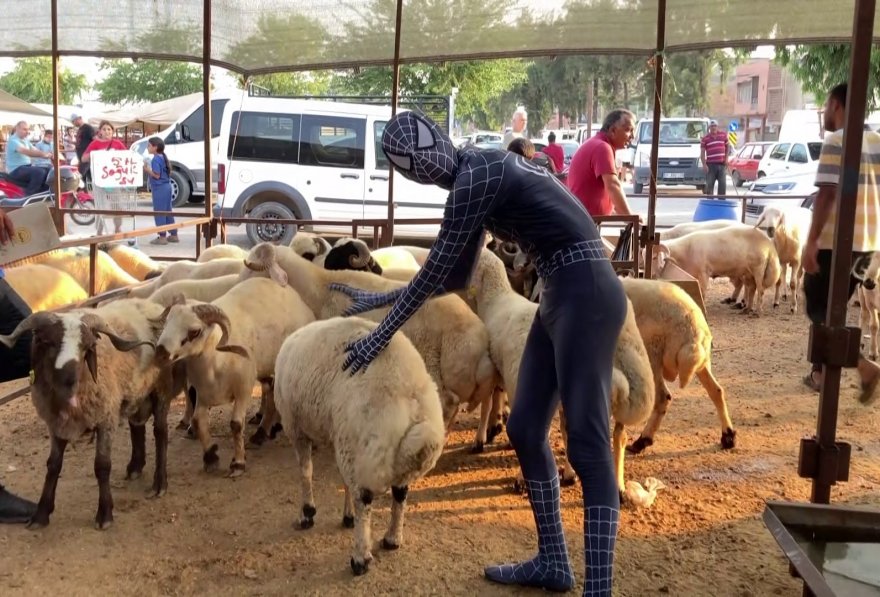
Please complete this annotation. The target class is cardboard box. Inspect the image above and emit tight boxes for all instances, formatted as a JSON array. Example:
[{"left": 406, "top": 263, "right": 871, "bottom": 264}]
[
  {"left": 658, "top": 261, "right": 707, "bottom": 316},
  {"left": 0, "top": 203, "right": 62, "bottom": 265}
]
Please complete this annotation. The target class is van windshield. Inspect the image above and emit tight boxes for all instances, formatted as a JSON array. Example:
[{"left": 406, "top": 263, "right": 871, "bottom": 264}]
[{"left": 638, "top": 121, "right": 707, "bottom": 144}]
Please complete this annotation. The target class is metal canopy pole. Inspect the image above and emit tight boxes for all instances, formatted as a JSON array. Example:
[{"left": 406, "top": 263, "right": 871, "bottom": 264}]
[
  {"left": 802, "top": 0, "right": 876, "bottom": 507},
  {"left": 644, "top": 0, "right": 666, "bottom": 279},
  {"left": 49, "top": 0, "right": 64, "bottom": 236},
  {"left": 383, "top": 0, "right": 404, "bottom": 248},
  {"left": 202, "top": 0, "right": 214, "bottom": 248}
]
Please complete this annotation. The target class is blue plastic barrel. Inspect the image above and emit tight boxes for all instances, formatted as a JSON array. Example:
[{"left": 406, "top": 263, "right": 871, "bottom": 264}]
[{"left": 692, "top": 199, "right": 740, "bottom": 222}]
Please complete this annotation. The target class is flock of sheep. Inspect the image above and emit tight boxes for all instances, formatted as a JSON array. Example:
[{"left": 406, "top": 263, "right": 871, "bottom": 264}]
[{"left": 1, "top": 206, "right": 863, "bottom": 576}]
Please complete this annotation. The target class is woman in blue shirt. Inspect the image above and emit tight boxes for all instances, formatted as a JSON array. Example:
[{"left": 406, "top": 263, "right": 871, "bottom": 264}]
[{"left": 145, "top": 137, "right": 177, "bottom": 245}]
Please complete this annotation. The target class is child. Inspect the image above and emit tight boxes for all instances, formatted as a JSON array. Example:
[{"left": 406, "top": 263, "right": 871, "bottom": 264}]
[
  {"left": 82, "top": 121, "right": 127, "bottom": 234},
  {"left": 144, "top": 137, "right": 177, "bottom": 245}
]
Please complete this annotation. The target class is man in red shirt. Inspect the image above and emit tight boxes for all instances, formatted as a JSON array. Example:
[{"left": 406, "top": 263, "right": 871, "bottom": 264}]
[
  {"left": 542, "top": 132, "right": 565, "bottom": 173},
  {"left": 567, "top": 110, "right": 636, "bottom": 216},
  {"left": 700, "top": 119, "right": 730, "bottom": 198}
]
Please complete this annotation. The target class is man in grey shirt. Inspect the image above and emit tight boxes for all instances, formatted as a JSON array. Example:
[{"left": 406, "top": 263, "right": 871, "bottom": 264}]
[{"left": 502, "top": 107, "right": 528, "bottom": 149}]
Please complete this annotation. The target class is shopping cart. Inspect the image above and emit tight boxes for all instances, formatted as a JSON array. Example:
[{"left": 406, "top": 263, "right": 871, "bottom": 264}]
[
  {"left": 93, "top": 185, "right": 138, "bottom": 244},
  {"left": 89, "top": 150, "right": 143, "bottom": 245}
]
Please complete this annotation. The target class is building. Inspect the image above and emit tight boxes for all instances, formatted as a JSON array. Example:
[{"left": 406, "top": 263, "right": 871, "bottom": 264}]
[{"left": 732, "top": 59, "right": 814, "bottom": 143}]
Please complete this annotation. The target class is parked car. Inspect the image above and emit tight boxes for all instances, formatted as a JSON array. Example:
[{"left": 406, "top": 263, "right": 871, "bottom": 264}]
[
  {"left": 743, "top": 169, "right": 817, "bottom": 225},
  {"left": 728, "top": 141, "right": 774, "bottom": 187},
  {"left": 459, "top": 131, "right": 504, "bottom": 146},
  {"left": 756, "top": 140, "right": 822, "bottom": 179}
]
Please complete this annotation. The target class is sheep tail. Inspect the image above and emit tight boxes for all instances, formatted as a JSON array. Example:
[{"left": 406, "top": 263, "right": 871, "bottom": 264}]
[{"left": 393, "top": 417, "right": 445, "bottom": 480}]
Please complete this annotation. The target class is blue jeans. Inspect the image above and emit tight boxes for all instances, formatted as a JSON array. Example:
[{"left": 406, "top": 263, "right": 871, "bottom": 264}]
[
  {"left": 10, "top": 165, "right": 49, "bottom": 196},
  {"left": 151, "top": 182, "right": 176, "bottom": 237}
]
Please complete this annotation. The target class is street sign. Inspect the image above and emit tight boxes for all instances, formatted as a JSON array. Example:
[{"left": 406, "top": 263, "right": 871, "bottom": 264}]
[
  {"left": 729, "top": 132, "right": 738, "bottom": 147},
  {"left": 728, "top": 121, "right": 738, "bottom": 132}
]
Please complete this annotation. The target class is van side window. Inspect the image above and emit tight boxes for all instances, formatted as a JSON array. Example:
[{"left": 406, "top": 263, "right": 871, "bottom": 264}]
[
  {"left": 228, "top": 111, "right": 302, "bottom": 163},
  {"left": 300, "top": 115, "right": 365, "bottom": 169},
  {"left": 176, "top": 99, "right": 229, "bottom": 144},
  {"left": 769, "top": 144, "right": 790, "bottom": 160},
  {"left": 789, "top": 144, "right": 808, "bottom": 163},
  {"left": 375, "top": 121, "right": 389, "bottom": 170}
]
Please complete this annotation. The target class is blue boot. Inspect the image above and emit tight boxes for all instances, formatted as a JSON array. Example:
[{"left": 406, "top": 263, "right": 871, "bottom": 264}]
[
  {"left": 582, "top": 505, "right": 619, "bottom": 597},
  {"left": 484, "top": 476, "right": 575, "bottom": 592}
]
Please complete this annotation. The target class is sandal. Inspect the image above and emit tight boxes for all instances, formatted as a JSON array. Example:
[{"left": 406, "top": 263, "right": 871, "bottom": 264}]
[{"left": 802, "top": 371, "right": 821, "bottom": 392}]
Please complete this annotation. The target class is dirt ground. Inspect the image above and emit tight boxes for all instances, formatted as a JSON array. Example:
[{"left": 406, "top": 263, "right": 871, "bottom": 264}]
[{"left": 0, "top": 280, "right": 878, "bottom": 597}]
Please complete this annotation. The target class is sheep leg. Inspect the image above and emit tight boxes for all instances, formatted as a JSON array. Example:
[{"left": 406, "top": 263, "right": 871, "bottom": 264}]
[
  {"left": 382, "top": 485, "right": 408, "bottom": 550},
  {"left": 557, "top": 408, "right": 577, "bottom": 486},
  {"left": 27, "top": 434, "right": 68, "bottom": 530},
  {"left": 178, "top": 385, "right": 196, "bottom": 431},
  {"left": 125, "top": 422, "right": 147, "bottom": 480},
  {"left": 342, "top": 485, "right": 355, "bottom": 528},
  {"left": 148, "top": 394, "right": 171, "bottom": 498},
  {"left": 612, "top": 421, "right": 627, "bottom": 491},
  {"left": 250, "top": 380, "right": 278, "bottom": 447},
  {"left": 471, "top": 393, "right": 493, "bottom": 454},
  {"left": 774, "top": 262, "right": 788, "bottom": 308},
  {"left": 351, "top": 488, "right": 375, "bottom": 576},
  {"left": 94, "top": 425, "right": 114, "bottom": 530},
  {"left": 628, "top": 373, "right": 671, "bottom": 454},
  {"left": 696, "top": 367, "right": 736, "bottom": 449},
  {"left": 485, "top": 387, "right": 505, "bottom": 444},
  {"left": 227, "top": 394, "right": 249, "bottom": 478},
  {"left": 869, "top": 306, "right": 880, "bottom": 361},
  {"left": 722, "top": 278, "right": 743, "bottom": 305},
  {"left": 193, "top": 403, "right": 219, "bottom": 474},
  {"left": 294, "top": 435, "right": 316, "bottom": 529}
]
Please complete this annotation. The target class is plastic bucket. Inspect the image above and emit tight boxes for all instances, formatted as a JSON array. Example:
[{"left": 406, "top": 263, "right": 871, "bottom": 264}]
[{"left": 692, "top": 199, "right": 740, "bottom": 222}]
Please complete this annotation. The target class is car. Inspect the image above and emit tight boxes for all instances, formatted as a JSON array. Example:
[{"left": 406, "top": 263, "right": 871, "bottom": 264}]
[
  {"left": 460, "top": 131, "right": 504, "bottom": 146},
  {"left": 743, "top": 169, "right": 817, "bottom": 225},
  {"left": 756, "top": 140, "right": 823, "bottom": 179},
  {"left": 474, "top": 141, "right": 503, "bottom": 151},
  {"left": 728, "top": 142, "right": 774, "bottom": 187}
]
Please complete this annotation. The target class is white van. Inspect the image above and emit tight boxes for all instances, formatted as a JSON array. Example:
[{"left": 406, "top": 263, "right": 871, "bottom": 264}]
[
  {"left": 631, "top": 117, "right": 709, "bottom": 194},
  {"left": 130, "top": 88, "right": 239, "bottom": 207},
  {"left": 214, "top": 96, "right": 450, "bottom": 246}
]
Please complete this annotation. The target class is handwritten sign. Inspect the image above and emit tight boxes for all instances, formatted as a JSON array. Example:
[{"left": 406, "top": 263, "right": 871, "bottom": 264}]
[
  {"left": 91, "top": 150, "right": 143, "bottom": 188},
  {"left": 0, "top": 202, "right": 62, "bottom": 265}
]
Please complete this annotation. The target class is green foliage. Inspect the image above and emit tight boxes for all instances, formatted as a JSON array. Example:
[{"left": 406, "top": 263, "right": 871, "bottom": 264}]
[
  {"left": 0, "top": 57, "right": 88, "bottom": 104},
  {"left": 226, "top": 13, "right": 327, "bottom": 71},
  {"left": 95, "top": 60, "right": 203, "bottom": 105},
  {"left": 247, "top": 72, "right": 333, "bottom": 97},
  {"left": 776, "top": 45, "right": 880, "bottom": 110}
]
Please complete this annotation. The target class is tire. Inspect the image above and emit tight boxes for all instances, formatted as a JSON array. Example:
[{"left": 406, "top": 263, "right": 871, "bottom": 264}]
[
  {"left": 633, "top": 182, "right": 644, "bottom": 194},
  {"left": 731, "top": 171, "right": 742, "bottom": 187},
  {"left": 70, "top": 196, "right": 96, "bottom": 226},
  {"left": 170, "top": 170, "right": 191, "bottom": 207},
  {"left": 757, "top": 171, "right": 766, "bottom": 180},
  {"left": 246, "top": 202, "right": 297, "bottom": 246}
]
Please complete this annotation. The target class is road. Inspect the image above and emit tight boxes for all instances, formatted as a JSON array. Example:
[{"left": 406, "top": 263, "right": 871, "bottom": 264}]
[{"left": 63, "top": 181, "right": 737, "bottom": 260}]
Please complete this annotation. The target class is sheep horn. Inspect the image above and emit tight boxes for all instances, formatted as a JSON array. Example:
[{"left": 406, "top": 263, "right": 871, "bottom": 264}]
[
  {"left": 149, "top": 294, "right": 186, "bottom": 324},
  {"left": 0, "top": 312, "right": 59, "bottom": 348},
  {"left": 80, "top": 313, "right": 155, "bottom": 353},
  {"left": 347, "top": 240, "right": 373, "bottom": 270},
  {"left": 315, "top": 238, "right": 329, "bottom": 256},
  {"left": 243, "top": 259, "right": 267, "bottom": 272},
  {"left": 190, "top": 304, "right": 232, "bottom": 349}
]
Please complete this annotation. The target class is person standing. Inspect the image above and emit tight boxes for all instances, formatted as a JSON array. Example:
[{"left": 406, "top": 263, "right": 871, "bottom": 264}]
[
  {"left": 502, "top": 107, "right": 528, "bottom": 148},
  {"left": 145, "top": 137, "right": 178, "bottom": 245},
  {"left": 331, "top": 111, "right": 626, "bottom": 596},
  {"left": 543, "top": 131, "right": 565, "bottom": 173},
  {"left": 71, "top": 113, "right": 95, "bottom": 178},
  {"left": 700, "top": 119, "right": 729, "bottom": 199},
  {"left": 801, "top": 82, "right": 880, "bottom": 401},
  {"left": 567, "top": 110, "right": 636, "bottom": 217},
  {"left": 4, "top": 121, "right": 52, "bottom": 196},
  {"left": 82, "top": 121, "right": 127, "bottom": 235}
]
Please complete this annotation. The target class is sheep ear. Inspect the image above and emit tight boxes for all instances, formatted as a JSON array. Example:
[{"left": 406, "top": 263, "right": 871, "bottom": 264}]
[
  {"left": 217, "top": 344, "right": 250, "bottom": 359},
  {"left": 86, "top": 347, "right": 98, "bottom": 382},
  {"left": 268, "top": 262, "right": 288, "bottom": 286}
]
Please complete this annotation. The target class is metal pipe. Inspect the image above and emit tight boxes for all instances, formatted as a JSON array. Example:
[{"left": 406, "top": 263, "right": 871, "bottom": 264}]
[
  {"left": 50, "top": 0, "right": 63, "bottom": 236},
  {"left": 645, "top": 0, "right": 667, "bottom": 279},
  {"left": 811, "top": 0, "right": 876, "bottom": 506},
  {"left": 202, "top": 0, "right": 214, "bottom": 248},
  {"left": 385, "top": 0, "right": 404, "bottom": 248}
]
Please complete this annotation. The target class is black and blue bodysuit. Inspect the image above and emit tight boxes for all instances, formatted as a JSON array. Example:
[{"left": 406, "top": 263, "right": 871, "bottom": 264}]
[{"left": 332, "top": 112, "right": 626, "bottom": 596}]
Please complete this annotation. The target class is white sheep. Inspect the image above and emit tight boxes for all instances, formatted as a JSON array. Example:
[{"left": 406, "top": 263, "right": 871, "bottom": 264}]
[
  {"left": 149, "top": 275, "right": 240, "bottom": 308},
  {"left": 620, "top": 277, "right": 736, "bottom": 454},
  {"left": 466, "top": 249, "right": 654, "bottom": 489},
  {"left": 290, "top": 231, "right": 332, "bottom": 265},
  {"left": 754, "top": 206, "right": 812, "bottom": 313},
  {"left": 240, "top": 243, "right": 499, "bottom": 450},
  {"left": 154, "top": 277, "right": 316, "bottom": 474},
  {"left": 0, "top": 298, "right": 185, "bottom": 529},
  {"left": 127, "top": 258, "right": 245, "bottom": 299},
  {"left": 4, "top": 264, "right": 88, "bottom": 312},
  {"left": 7, "top": 247, "right": 139, "bottom": 294},
  {"left": 859, "top": 253, "right": 880, "bottom": 362},
  {"left": 196, "top": 244, "right": 249, "bottom": 263},
  {"left": 273, "top": 316, "right": 445, "bottom": 576},
  {"left": 653, "top": 226, "right": 782, "bottom": 315},
  {"left": 100, "top": 243, "right": 166, "bottom": 280},
  {"left": 658, "top": 219, "right": 749, "bottom": 242}
]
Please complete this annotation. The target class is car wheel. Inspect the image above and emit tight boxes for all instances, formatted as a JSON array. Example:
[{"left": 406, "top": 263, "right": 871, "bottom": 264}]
[
  {"left": 170, "top": 171, "right": 191, "bottom": 207},
  {"left": 633, "top": 182, "right": 644, "bottom": 194},
  {"left": 757, "top": 171, "right": 766, "bottom": 179},
  {"left": 246, "top": 202, "right": 297, "bottom": 246},
  {"left": 731, "top": 171, "right": 742, "bottom": 187}
]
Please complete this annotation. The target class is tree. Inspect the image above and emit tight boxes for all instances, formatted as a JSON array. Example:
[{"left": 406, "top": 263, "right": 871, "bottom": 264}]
[
  {"left": 0, "top": 57, "right": 88, "bottom": 104},
  {"left": 247, "top": 72, "right": 333, "bottom": 97},
  {"left": 95, "top": 60, "right": 203, "bottom": 105},
  {"left": 776, "top": 45, "right": 880, "bottom": 109}
]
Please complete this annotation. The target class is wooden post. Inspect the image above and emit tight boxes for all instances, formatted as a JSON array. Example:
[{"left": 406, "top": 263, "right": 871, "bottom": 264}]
[
  {"left": 644, "top": 0, "right": 667, "bottom": 279},
  {"left": 383, "top": 0, "right": 404, "bottom": 248},
  {"left": 50, "top": 0, "right": 64, "bottom": 237},
  {"left": 202, "top": 0, "right": 213, "bottom": 248}
]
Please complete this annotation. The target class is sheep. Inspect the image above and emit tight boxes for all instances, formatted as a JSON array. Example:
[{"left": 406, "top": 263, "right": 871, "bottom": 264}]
[
  {"left": 99, "top": 242, "right": 166, "bottom": 280},
  {"left": 754, "top": 206, "right": 812, "bottom": 313},
  {"left": 290, "top": 231, "right": 332, "bottom": 265},
  {"left": 239, "top": 243, "right": 499, "bottom": 450},
  {"left": 465, "top": 249, "right": 654, "bottom": 489},
  {"left": 4, "top": 264, "right": 88, "bottom": 312},
  {"left": 273, "top": 316, "right": 445, "bottom": 576},
  {"left": 0, "top": 298, "right": 185, "bottom": 529},
  {"left": 653, "top": 226, "right": 782, "bottom": 315},
  {"left": 149, "top": 275, "right": 240, "bottom": 308},
  {"left": 7, "top": 247, "right": 139, "bottom": 294},
  {"left": 127, "top": 258, "right": 245, "bottom": 299},
  {"left": 658, "top": 219, "right": 749, "bottom": 242},
  {"left": 196, "top": 244, "right": 249, "bottom": 263},
  {"left": 859, "top": 253, "right": 880, "bottom": 360},
  {"left": 323, "top": 238, "right": 384, "bottom": 274},
  {"left": 154, "top": 277, "right": 316, "bottom": 474},
  {"left": 620, "top": 277, "right": 736, "bottom": 455},
  {"left": 371, "top": 246, "right": 422, "bottom": 273}
]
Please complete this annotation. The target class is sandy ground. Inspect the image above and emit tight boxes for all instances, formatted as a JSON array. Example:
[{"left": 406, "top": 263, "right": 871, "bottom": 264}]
[{"left": 0, "top": 280, "right": 878, "bottom": 597}]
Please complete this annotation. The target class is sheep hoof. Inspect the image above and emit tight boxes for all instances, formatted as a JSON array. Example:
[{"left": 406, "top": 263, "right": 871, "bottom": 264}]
[
  {"left": 269, "top": 422, "right": 284, "bottom": 439},
  {"left": 203, "top": 444, "right": 220, "bottom": 473},
  {"left": 512, "top": 478, "right": 525, "bottom": 494},
  {"left": 721, "top": 428, "right": 737, "bottom": 450},
  {"left": 248, "top": 427, "right": 267, "bottom": 447},
  {"left": 247, "top": 412, "right": 263, "bottom": 426},
  {"left": 558, "top": 469, "right": 577, "bottom": 486},
  {"left": 185, "top": 425, "right": 196, "bottom": 440},
  {"left": 94, "top": 514, "right": 113, "bottom": 531},
  {"left": 381, "top": 538, "right": 400, "bottom": 551},
  {"left": 773, "top": 302, "right": 780, "bottom": 309},
  {"left": 26, "top": 515, "right": 49, "bottom": 531},
  {"left": 720, "top": 297, "right": 735, "bottom": 305},
  {"left": 626, "top": 436, "right": 653, "bottom": 454},
  {"left": 125, "top": 469, "right": 143, "bottom": 481},
  {"left": 175, "top": 419, "right": 189, "bottom": 430},
  {"left": 486, "top": 423, "right": 504, "bottom": 444},
  {"left": 298, "top": 504, "right": 316, "bottom": 530},
  {"left": 227, "top": 462, "right": 246, "bottom": 478},
  {"left": 470, "top": 442, "right": 484, "bottom": 454},
  {"left": 147, "top": 487, "right": 166, "bottom": 500},
  {"left": 350, "top": 557, "right": 370, "bottom": 576},
  {"left": 342, "top": 515, "right": 354, "bottom": 529},
  {"left": 749, "top": 310, "right": 761, "bottom": 318}
]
